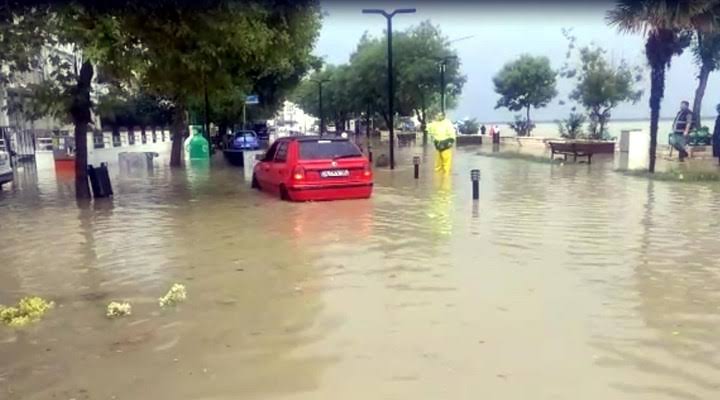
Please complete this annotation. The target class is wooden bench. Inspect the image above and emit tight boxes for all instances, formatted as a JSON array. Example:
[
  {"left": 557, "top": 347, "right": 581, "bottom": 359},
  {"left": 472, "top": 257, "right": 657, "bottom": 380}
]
[{"left": 548, "top": 141, "right": 594, "bottom": 164}]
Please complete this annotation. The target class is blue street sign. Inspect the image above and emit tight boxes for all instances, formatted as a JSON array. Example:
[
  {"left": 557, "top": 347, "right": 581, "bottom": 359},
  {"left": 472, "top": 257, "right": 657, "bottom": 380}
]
[{"left": 245, "top": 95, "right": 259, "bottom": 105}]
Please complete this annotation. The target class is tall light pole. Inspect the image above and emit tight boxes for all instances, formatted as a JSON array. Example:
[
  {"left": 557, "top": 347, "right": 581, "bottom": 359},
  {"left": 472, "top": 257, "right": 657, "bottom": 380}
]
[
  {"left": 435, "top": 55, "right": 457, "bottom": 115},
  {"left": 311, "top": 78, "right": 330, "bottom": 135},
  {"left": 362, "top": 8, "right": 416, "bottom": 170}
]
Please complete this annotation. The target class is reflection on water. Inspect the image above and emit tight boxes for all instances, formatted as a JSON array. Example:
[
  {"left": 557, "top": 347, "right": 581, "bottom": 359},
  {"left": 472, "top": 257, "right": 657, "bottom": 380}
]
[{"left": 1, "top": 143, "right": 720, "bottom": 400}]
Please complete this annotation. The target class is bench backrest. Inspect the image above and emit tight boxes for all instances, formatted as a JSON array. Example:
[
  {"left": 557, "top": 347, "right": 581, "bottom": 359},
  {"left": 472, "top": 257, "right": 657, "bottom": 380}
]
[{"left": 548, "top": 142, "right": 574, "bottom": 151}]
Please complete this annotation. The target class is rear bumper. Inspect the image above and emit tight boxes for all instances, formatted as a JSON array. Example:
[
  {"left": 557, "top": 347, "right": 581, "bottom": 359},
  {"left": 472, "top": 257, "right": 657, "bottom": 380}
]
[{"left": 287, "top": 182, "right": 373, "bottom": 201}]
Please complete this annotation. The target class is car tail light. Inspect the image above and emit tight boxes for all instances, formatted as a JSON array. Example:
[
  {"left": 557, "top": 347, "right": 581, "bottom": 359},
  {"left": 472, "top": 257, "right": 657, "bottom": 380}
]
[
  {"left": 293, "top": 165, "right": 305, "bottom": 180},
  {"left": 363, "top": 163, "right": 372, "bottom": 178}
]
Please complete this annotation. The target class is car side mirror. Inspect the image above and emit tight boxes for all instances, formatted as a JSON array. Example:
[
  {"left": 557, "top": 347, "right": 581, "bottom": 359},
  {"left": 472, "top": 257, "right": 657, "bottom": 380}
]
[{"left": 255, "top": 154, "right": 264, "bottom": 161}]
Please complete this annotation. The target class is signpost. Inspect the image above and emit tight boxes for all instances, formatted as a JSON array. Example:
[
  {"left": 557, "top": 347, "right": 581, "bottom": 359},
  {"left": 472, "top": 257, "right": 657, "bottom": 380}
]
[{"left": 243, "top": 95, "right": 259, "bottom": 129}]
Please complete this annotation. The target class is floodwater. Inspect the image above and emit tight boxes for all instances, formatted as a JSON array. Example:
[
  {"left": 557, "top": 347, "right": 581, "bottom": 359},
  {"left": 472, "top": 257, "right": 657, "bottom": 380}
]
[{"left": 1, "top": 142, "right": 720, "bottom": 400}]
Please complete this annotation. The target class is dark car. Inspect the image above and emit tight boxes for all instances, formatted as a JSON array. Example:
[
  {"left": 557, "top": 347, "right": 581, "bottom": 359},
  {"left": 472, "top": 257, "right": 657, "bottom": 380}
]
[
  {"left": 0, "top": 150, "right": 13, "bottom": 189},
  {"left": 229, "top": 130, "right": 260, "bottom": 150},
  {"left": 252, "top": 122, "right": 269, "bottom": 140}
]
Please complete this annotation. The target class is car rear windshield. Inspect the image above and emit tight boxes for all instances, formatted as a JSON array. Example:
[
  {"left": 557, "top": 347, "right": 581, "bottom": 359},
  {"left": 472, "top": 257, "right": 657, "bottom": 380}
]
[
  {"left": 236, "top": 132, "right": 255, "bottom": 139},
  {"left": 299, "top": 140, "right": 362, "bottom": 160}
]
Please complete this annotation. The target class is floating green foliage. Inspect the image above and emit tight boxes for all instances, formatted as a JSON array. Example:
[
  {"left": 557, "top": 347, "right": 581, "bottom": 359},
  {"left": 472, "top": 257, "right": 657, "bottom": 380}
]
[
  {"left": 159, "top": 284, "right": 187, "bottom": 308},
  {"left": 106, "top": 301, "right": 132, "bottom": 318},
  {"left": 0, "top": 297, "right": 55, "bottom": 327}
]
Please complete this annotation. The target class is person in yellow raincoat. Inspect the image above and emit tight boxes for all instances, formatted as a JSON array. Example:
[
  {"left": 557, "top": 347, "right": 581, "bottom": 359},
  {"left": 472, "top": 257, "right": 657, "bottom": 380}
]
[{"left": 427, "top": 113, "right": 456, "bottom": 173}]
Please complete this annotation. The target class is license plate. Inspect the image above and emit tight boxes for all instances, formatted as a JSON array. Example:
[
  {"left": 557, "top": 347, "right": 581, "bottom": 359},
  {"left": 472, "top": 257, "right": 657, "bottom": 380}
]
[{"left": 321, "top": 169, "right": 349, "bottom": 178}]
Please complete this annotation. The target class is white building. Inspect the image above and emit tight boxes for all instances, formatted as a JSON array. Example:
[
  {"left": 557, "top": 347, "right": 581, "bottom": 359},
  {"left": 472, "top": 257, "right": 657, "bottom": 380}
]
[{"left": 270, "top": 100, "right": 316, "bottom": 135}]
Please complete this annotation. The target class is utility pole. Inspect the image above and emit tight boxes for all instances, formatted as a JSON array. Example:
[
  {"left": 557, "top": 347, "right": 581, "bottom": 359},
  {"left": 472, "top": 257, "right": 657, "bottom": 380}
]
[
  {"left": 311, "top": 78, "right": 330, "bottom": 135},
  {"left": 203, "top": 72, "right": 211, "bottom": 148},
  {"left": 435, "top": 55, "right": 457, "bottom": 115},
  {"left": 362, "top": 8, "right": 416, "bottom": 169}
]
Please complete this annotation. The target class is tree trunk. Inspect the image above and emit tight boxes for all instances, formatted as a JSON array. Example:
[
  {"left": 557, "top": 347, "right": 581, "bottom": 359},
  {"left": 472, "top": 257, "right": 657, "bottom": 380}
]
[
  {"left": 380, "top": 111, "right": 390, "bottom": 130},
  {"left": 141, "top": 125, "right": 146, "bottom": 144},
  {"left": 420, "top": 93, "right": 428, "bottom": 146},
  {"left": 112, "top": 124, "right": 120, "bottom": 147},
  {"left": 70, "top": 61, "right": 93, "bottom": 199},
  {"left": 170, "top": 101, "right": 188, "bottom": 167},
  {"left": 693, "top": 63, "right": 711, "bottom": 127},
  {"left": 416, "top": 108, "right": 427, "bottom": 146},
  {"left": 217, "top": 122, "right": 227, "bottom": 149},
  {"left": 365, "top": 107, "right": 371, "bottom": 142},
  {"left": 525, "top": 105, "right": 531, "bottom": 136},
  {"left": 648, "top": 65, "right": 665, "bottom": 173}
]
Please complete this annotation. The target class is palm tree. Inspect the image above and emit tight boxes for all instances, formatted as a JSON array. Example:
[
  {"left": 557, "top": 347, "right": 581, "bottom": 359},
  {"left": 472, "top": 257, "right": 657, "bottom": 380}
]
[
  {"left": 692, "top": 29, "right": 720, "bottom": 125},
  {"left": 607, "top": 0, "right": 713, "bottom": 172}
]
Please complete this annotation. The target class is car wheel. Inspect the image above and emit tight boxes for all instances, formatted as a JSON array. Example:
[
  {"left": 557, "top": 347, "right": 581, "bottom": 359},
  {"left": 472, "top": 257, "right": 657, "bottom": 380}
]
[
  {"left": 279, "top": 185, "right": 291, "bottom": 201},
  {"left": 251, "top": 174, "right": 260, "bottom": 190}
]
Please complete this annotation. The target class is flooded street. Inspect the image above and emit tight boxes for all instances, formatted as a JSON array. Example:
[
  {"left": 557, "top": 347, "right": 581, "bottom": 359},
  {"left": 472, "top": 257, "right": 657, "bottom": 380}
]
[{"left": 1, "top": 142, "right": 720, "bottom": 400}]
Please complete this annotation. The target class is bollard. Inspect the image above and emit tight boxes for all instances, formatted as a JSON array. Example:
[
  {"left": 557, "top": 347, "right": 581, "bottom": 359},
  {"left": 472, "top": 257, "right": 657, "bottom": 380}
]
[
  {"left": 413, "top": 156, "right": 420, "bottom": 179},
  {"left": 87, "top": 162, "right": 113, "bottom": 198},
  {"left": 471, "top": 169, "right": 480, "bottom": 200}
]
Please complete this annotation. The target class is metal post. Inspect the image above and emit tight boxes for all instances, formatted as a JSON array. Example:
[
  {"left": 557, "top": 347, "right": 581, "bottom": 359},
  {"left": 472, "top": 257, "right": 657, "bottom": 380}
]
[
  {"left": 366, "top": 103, "right": 371, "bottom": 142},
  {"left": 471, "top": 169, "right": 480, "bottom": 200},
  {"left": 440, "top": 62, "right": 446, "bottom": 115},
  {"left": 362, "top": 8, "right": 415, "bottom": 169},
  {"left": 435, "top": 56, "right": 456, "bottom": 116},
  {"left": 242, "top": 102, "right": 246, "bottom": 130},
  {"left": 413, "top": 156, "right": 420, "bottom": 179},
  {"left": 366, "top": 104, "right": 372, "bottom": 161},
  {"left": 387, "top": 16, "right": 395, "bottom": 169},
  {"left": 318, "top": 81, "right": 324, "bottom": 135},
  {"left": 203, "top": 73, "right": 210, "bottom": 143}
]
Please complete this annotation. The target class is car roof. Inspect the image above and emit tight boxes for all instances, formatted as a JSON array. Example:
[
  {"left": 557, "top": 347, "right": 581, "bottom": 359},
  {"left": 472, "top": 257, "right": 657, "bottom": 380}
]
[
  {"left": 234, "top": 130, "right": 256, "bottom": 134},
  {"left": 288, "top": 136, "right": 350, "bottom": 143}
]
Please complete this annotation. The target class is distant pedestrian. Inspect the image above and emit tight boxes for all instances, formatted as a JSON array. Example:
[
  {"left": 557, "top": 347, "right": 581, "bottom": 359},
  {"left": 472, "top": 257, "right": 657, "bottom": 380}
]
[
  {"left": 492, "top": 124, "right": 501, "bottom": 144},
  {"left": 480, "top": 124, "right": 486, "bottom": 136},
  {"left": 672, "top": 100, "right": 693, "bottom": 161},
  {"left": 713, "top": 103, "right": 720, "bottom": 161}
]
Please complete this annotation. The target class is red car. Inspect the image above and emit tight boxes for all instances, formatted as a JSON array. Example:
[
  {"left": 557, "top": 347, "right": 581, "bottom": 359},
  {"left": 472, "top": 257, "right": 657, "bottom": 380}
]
[{"left": 252, "top": 136, "right": 373, "bottom": 201}]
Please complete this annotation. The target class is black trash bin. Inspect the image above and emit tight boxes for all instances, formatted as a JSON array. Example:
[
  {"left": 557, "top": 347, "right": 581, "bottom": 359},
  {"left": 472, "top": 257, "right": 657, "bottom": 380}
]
[{"left": 87, "top": 163, "right": 114, "bottom": 198}]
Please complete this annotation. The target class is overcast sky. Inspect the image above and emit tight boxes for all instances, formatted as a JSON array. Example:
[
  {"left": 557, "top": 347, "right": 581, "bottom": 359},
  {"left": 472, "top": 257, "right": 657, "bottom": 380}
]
[{"left": 314, "top": 0, "right": 720, "bottom": 122}]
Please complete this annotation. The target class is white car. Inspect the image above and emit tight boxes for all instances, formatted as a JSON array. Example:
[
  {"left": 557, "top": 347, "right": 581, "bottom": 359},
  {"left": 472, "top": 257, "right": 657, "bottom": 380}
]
[{"left": 0, "top": 150, "right": 12, "bottom": 189}]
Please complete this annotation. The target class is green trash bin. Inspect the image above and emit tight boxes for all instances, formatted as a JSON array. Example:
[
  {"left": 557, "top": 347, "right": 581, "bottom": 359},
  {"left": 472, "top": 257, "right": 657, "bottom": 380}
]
[{"left": 186, "top": 126, "right": 209, "bottom": 159}]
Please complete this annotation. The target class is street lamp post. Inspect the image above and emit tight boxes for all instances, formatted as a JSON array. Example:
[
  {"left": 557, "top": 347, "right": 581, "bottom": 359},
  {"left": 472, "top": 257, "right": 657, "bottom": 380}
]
[
  {"left": 311, "top": 78, "right": 330, "bottom": 135},
  {"left": 435, "top": 55, "right": 457, "bottom": 115},
  {"left": 362, "top": 8, "right": 416, "bottom": 170}
]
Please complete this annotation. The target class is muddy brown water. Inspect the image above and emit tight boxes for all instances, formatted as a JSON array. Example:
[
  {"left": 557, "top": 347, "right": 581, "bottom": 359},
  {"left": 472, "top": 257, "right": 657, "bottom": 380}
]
[{"left": 1, "top": 142, "right": 720, "bottom": 400}]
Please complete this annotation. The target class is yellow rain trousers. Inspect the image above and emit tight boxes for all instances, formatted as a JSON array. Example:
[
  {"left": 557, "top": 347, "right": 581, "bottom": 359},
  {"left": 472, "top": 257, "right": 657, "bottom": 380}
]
[
  {"left": 435, "top": 148, "right": 453, "bottom": 173},
  {"left": 428, "top": 118, "right": 456, "bottom": 173}
]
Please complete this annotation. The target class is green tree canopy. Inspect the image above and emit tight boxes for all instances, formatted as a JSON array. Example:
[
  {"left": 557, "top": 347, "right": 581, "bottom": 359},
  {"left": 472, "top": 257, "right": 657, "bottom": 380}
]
[
  {"left": 292, "top": 20, "right": 465, "bottom": 140},
  {"left": 1, "top": 1, "right": 143, "bottom": 197},
  {"left": 1, "top": 0, "right": 322, "bottom": 191},
  {"left": 493, "top": 54, "right": 557, "bottom": 136},
  {"left": 122, "top": 0, "right": 321, "bottom": 165},
  {"left": 560, "top": 30, "right": 643, "bottom": 139},
  {"left": 692, "top": 26, "right": 720, "bottom": 124}
]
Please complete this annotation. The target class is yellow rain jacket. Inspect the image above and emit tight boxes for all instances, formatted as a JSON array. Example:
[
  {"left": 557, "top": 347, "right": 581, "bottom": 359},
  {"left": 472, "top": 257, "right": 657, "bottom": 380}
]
[{"left": 428, "top": 118, "right": 456, "bottom": 173}]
